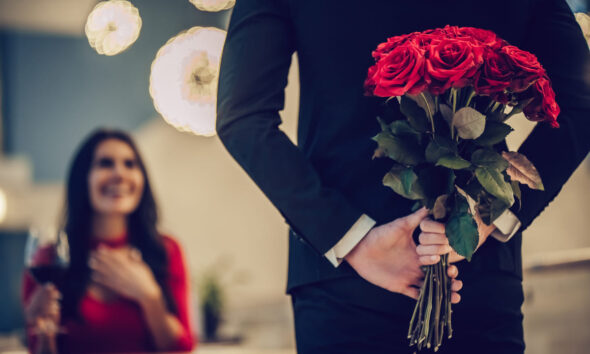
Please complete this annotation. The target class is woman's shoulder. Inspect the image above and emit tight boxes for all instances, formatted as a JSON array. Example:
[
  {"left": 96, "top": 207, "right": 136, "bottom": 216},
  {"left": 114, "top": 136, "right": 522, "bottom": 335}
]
[
  {"left": 159, "top": 234, "right": 188, "bottom": 276},
  {"left": 160, "top": 235, "right": 186, "bottom": 259}
]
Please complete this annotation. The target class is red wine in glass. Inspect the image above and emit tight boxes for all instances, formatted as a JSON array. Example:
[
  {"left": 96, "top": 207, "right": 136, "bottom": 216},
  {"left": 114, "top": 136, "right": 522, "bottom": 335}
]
[
  {"left": 25, "top": 227, "right": 70, "bottom": 285},
  {"left": 29, "top": 265, "right": 67, "bottom": 284}
]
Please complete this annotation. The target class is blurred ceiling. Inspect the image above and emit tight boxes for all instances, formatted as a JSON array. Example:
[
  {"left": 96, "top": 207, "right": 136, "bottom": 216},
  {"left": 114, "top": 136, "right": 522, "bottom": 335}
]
[{"left": 0, "top": 0, "right": 97, "bottom": 36}]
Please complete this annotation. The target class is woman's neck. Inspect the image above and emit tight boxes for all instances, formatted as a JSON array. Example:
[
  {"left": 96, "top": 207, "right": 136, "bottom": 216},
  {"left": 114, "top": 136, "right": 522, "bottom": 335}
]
[{"left": 91, "top": 214, "right": 127, "bottom": 240}]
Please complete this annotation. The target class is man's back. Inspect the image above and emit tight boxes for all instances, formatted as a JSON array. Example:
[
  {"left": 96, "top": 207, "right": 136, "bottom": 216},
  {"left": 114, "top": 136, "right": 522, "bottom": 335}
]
[
  {"left": 217, "top": 0, "right": 589, "bottom": 305},
  {"left": 217, "top": 0, "right": 590, "bottom": 352}
]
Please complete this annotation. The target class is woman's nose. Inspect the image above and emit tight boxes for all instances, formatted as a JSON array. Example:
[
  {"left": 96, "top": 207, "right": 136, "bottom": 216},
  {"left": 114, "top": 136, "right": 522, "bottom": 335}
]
[{"left": 112, "top": 162, "right": 126, "bottom": 177}]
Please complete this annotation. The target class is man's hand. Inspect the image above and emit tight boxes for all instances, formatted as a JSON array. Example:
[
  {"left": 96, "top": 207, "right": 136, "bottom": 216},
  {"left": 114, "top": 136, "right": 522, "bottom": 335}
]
[
  {"left": 345, "top": 208, "right": 462, "bottom": 303},
  {"left": 417, "top": 212, "right": 497, "bottom": 264}
]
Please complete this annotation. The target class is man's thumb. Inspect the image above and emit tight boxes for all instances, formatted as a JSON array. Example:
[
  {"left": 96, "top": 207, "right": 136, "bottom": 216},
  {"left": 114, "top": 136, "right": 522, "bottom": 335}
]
[{"left": 404, "top": 207, "right": 429, "bottom": 228}]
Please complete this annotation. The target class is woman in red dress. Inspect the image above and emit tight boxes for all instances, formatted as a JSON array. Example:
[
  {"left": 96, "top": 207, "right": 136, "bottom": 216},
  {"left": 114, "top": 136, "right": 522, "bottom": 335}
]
[{"left": 22, "top": 129, "right": 196, "bottom": 353}]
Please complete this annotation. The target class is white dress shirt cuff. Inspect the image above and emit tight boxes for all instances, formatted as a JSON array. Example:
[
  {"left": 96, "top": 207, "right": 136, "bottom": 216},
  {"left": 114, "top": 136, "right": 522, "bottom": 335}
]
[
  {"left": 324, "top": 214, "right": 376, "bottom": 267},
  {"left": 491, "top": 209, "right": 521, "bottom": 242}
]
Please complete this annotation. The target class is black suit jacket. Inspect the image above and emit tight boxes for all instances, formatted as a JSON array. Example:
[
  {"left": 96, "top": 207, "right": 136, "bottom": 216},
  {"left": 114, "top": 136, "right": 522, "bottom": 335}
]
[{"left": 217, "top": 0, "right": 590, "bottom": 292}]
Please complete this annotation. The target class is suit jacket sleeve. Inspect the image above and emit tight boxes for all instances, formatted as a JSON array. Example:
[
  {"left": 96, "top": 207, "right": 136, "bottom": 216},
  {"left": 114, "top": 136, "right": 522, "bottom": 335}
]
[
  {"left": 513, "top": 0, "right": 590, "bottom": 232},
  {"left": 216, "top": 0, "right": 364, "bottom": 254}
]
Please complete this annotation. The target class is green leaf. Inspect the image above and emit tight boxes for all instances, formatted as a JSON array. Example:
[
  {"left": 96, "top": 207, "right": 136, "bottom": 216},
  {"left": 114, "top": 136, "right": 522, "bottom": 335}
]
[
  {"left": 462, "top": 178, "right": 483, "bottom": 202},
  {"left": 490, "top": 198, "right": 509, "bottom": 224},
  {"left": 453, "top": 191, "right": 470, "bottom": 214},
  {"left": 425, "top": 136, "right": 457, "bottom": 163},
  {"left": 446, "top": 194, "right": 479, "bottom": 261},
  {"left": 477, "top": 200, "right": 491, "bottom": 225},
  {"left": 436, "top": 155, "right": 471, "bottom": 170},
  {"left": 472, "top": 149, "right": 509, "bottom": 172},
  {"left": 400, "top": 168, "right": 416, "bottom": 196},
  {"left": 408, "top": 92, "right": 437, "bottom": 117},
  {"left": 411, "top": 201, "right": 422, "bottom": 212},
  {"left": 475, "top": 167, "right": 515, "bottom": 207},
  {"left": 453, "top": 107, "right": 486, "bottom": 139},
  {"left": 389, "top": 120, "right": 422, "bottom": 144},
  {"left": 474, "top": 121, "right": 513, "bottom": 146},
  {"left": 400, "top": 96, "right": 430, "bottom": 132},
  {"left": 503, "top": 151, "right": 545, "bottom": 191},
  {"left": 439, "top": 104, "right": 453, "bottom": 127},
  {"left": 372, "top": 132, "right": 424, "bottom": 165},
  {"left": 511, "top": 180, "right": 522, "bottom": 210},
  {"left": 376, "top": 116, "right": 389, "bottom": 132},
  {"left": 383, "top": 165, "right": 425, "bottom": 200},
  {"left": 432, "top": 194, "right": 449, "bottom": 220},
  {"left": 487, "top": 105, "right": 506, "bottom": 122}
]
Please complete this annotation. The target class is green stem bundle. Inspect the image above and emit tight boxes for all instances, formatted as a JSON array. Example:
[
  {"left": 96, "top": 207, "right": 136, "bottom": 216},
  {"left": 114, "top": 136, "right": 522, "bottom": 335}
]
[{"left": 408, "top": 254, "right": 452, "bottom": 352}]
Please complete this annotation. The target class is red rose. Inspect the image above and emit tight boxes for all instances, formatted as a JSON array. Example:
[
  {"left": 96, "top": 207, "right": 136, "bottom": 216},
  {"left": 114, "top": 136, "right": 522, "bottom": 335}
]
[
  {"left": 372, "top": 34, "right": 412, "bottom": 61},
  {"left": 410, "top": 32, "right": 442, "bottom": 51},
  {"left": 474, "top": 48, "right": 513, "bottom": 95},
  {"left": 501, "top": 45, "right": 545, "bottom": 92},
  {"left": 371, "top": 42, "right": 428, "bottom": 97},
  {"left": 523, "top": 77, "right": 560, "bottom": 127},
  {"left": 440, "top": 25, "right": 461, "bottom": 38},
  {"left": 422, "top": 28, "right": 447, "bottom": 36},
  {"left": 426, "top": 38, "right": 483, "bottom": 95},
  {"left": 458, "top": 27, "right": 505, "bottom": 49},
  {"left": 364, "top": 64, "right": 378, "bottom": 95}
]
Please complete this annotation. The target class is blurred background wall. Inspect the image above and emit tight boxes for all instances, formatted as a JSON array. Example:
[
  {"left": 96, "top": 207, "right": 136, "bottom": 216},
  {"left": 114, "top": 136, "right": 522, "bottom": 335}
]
[{"left": 0, "top": 0, "right": 589, "bottom": 353}]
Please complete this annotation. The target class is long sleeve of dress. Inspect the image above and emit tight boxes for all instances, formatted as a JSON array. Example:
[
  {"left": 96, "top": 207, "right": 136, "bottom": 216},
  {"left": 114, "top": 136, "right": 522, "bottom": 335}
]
[{"left": 163, "top": 236, "right": 196, "bottom": 351}]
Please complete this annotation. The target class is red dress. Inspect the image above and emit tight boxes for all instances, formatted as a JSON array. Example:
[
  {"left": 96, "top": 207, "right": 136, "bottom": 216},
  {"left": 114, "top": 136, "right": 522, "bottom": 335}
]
[{"left": 22, "top": 234, "right": 197, "bottom": 353}]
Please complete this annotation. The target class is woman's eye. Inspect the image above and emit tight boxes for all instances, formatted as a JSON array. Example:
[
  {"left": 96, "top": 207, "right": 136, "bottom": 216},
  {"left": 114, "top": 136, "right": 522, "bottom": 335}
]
[
  {"left": 124, "top": 159, "right": 138, "bottom": 169},
  {"left": 96, "top": 158, "right": 114, "bottom": 168}
]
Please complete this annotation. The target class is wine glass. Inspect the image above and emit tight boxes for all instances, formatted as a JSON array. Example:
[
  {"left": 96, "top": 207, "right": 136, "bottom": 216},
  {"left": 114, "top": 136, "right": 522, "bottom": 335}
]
[
  {"left": 25, "top": 226, "right": 70, "bottom": 285},
  {"left": 24, "top": 226, "right": 70, "bottom": 344}
]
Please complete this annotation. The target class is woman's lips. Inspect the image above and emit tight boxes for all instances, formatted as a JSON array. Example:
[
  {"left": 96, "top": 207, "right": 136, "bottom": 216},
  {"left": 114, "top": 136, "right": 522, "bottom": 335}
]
[{"left": 101, "top": 185, "right": 134, "bottom": 198}]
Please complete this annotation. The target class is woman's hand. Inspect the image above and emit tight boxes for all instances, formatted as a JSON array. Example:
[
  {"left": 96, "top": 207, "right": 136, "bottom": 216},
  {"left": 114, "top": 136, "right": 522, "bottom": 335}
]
[
  {"left": 416, "top": 212, "right": 496, "bottom": 264},
  {"left": 24, "top": 283, "right": 61, "bottom": 328},
  {"left": 24, "top": 284, "right": 61, "bottom": 354},
  {"left": 89, "top": 247, "right": 162, "bottom": 304}
]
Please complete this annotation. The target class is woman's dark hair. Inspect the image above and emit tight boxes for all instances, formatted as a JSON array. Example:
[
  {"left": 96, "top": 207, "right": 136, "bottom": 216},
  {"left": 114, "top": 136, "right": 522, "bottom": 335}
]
[{"left": 60, "top": 128, "right": 176, "bottom": 318}]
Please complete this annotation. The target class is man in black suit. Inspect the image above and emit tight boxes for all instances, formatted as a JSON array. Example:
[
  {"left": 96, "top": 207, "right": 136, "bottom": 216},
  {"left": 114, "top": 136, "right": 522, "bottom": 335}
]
[{"left": 216, "top": 0, "right": 590, "bottom": 353}]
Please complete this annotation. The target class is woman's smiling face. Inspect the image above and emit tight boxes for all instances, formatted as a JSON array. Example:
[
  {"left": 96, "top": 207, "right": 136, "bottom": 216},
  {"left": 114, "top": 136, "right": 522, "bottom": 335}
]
[{"left": 88, "top": 138, "right": 145, "bottom": 216}]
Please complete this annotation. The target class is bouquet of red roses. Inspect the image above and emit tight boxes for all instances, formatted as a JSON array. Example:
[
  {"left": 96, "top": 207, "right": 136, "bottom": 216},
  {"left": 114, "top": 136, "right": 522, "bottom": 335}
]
[{"left": 364, "top": 25, "right": 559, "bottom": 351}]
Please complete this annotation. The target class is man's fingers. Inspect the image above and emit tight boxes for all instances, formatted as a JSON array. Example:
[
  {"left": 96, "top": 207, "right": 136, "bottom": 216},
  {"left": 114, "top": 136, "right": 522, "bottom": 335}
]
[
  {"left": 447, "top": 265, "right": 458, "bottom": 278},
  {"left": 420, "top": 218, "right": 446, "bottom": 234},
  {"left": 403, "top": 207, "right": 429, "bottom": 229},
  {"left": 451, "top": 279, "right": 463, "bottom": 292},
  {"left": 451, "top": 292, "right": 461, "bottom": 304},
  {"left": 417, "top": 244, "right": 453, "bottom": 256},
  {"left": 419, "top": 255, "right": 440, "bottom": 265},
  {"left": 403, "top": 287, "right": 420, "bottom": 300},
  {"left": 419, "top": 232, "right": 449, "bottom": 245}
]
